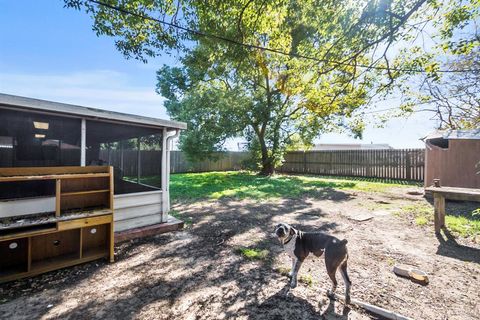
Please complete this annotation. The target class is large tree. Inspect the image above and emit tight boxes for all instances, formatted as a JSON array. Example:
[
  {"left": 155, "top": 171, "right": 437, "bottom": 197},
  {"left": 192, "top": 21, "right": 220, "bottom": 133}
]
[
  {"left": 397, "top": 0, "right": 480, "bottom": 130},
  {"left": 65, "top": 0, "right": 471, "bottom": 174}
]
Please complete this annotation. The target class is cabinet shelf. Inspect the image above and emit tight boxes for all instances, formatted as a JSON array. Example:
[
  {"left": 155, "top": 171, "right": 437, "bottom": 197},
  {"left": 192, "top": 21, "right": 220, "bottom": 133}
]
[{"left": 61, "top": 189, "right": 110, "bottom": 197}]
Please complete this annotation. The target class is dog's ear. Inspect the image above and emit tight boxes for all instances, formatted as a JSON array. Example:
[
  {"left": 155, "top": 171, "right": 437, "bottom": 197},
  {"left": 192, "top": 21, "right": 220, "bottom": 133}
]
[{"left": 289, "top": 227, "right": 296, "bottom": 236}]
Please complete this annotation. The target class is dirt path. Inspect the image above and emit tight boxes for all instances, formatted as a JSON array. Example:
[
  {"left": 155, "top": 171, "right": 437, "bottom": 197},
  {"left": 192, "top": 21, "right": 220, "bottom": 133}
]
[{"left": 1, "top": 187, "right": 479, "bottom": 319}]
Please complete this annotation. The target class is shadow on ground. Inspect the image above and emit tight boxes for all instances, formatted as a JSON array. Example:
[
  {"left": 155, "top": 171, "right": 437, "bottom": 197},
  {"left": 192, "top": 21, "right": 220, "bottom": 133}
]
[
  {"left": 436, "top": 228, "right": 480, "bottom": 264},
  {"left": 0, "top": 190, "right": 357, "bottom": 320}
]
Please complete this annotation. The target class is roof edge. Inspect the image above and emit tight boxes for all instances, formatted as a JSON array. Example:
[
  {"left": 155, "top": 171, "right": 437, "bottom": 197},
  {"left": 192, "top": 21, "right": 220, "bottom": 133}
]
[{"left": 0, "top": 93, "right": 187, "bottom": 130}]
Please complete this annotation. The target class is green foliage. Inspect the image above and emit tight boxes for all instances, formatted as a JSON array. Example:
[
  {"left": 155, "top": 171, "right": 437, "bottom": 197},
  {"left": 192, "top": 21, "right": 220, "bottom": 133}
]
[
  {"left": 237, "top": 247, "right": 269, "bottom": 260},
  {"left": 415, "top": 216, "right": 429, "bottom": 226},
  {"left": 299, "top": 274, "right": 314, "bottom": 287},
  {"left": 473, "top": 208, "right": 480, "bottom": 216},
  {"left": 65, "top": 0, "right": 443, "bottom": 174}
]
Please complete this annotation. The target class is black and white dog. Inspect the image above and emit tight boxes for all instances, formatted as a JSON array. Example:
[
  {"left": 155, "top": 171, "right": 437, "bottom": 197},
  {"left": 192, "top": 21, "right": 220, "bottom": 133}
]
[{"left": 274, "top": 222, "right": 351, "bottom": 304}]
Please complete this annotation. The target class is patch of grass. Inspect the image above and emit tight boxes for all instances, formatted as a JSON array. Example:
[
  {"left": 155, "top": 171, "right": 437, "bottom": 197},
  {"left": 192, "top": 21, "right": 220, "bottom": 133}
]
[
  {"left": 169, "top": 171, "right": 412, "bottom": 202},
  {"left": 275, "top": 266, "right": 290, "bottom": 276},
  {"left": 415, "top": 216, "right": 429, "bottom": 226},
  {"left": 397, "top": 202, "right": 480, "bottom": 239},
  {"left": 169, "top": 210, "right": 193, "bottom": 226},
  {"left": 445, "top": 215, "right": 480, "bottom": 238},
  {"left": 398, "top": 203, "right": 433, "bottom": 227},
  {"left": 299, "top": 274, "right": 314, "bottom": 287},
  {"left": 386, "top": 257, "right": 396, "bottom": 266},
  {"left": 237, "top": 247, "right": 269, "bottom": 260}
]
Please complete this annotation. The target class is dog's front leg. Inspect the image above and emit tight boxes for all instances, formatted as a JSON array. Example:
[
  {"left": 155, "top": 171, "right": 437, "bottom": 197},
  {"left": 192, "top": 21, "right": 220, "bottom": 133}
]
[
  {"left": 288, "top": 257, "right": 295, "bottom": 278},
  {"left": 290, "top": 259, "right": 303, "bottom": 288}
]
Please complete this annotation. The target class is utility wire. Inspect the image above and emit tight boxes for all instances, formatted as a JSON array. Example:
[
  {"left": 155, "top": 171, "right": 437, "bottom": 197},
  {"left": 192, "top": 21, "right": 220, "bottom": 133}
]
[
  {"left": 87, "top": 0, "right": 479, "bottom": 74},
  {"left": 358, "top": 93, "right": 469, "bottom": 114}
]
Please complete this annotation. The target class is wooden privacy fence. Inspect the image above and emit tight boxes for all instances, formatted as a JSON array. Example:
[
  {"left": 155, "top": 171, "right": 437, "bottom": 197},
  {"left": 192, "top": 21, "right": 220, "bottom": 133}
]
[
  {"left": 170, "top": 151, "right": 249, "bottom": 173},
  {"left": 278, "top": 149, "right": 425, "bottom": 181},
  {"left": 99, "top": 150, "right": 249, "bottom": 176},
  {"left": 99, "top": 148, "right": 425, "bottom": 181}
]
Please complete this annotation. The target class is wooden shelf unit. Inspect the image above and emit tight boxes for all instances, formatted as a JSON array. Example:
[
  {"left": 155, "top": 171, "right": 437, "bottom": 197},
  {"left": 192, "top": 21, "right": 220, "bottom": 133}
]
[{"left": 0, "top": 166, "right": 115, "bottom": 283}]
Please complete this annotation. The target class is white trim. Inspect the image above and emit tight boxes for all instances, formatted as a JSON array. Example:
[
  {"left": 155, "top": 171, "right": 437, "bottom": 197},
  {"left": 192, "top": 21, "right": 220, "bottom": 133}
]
[
  {"left": 161, "top": 128, "right": 168, "bottom": 222},
  {"left": 113, "top": 189, "right": 162, "bottom": 198}
]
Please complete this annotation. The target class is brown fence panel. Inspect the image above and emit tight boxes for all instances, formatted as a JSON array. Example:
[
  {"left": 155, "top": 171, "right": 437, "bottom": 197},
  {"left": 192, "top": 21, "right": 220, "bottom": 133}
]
[
  {"left": 278, "top": 149, "right": 425, "bottom": 181},
  {"left": 97, "top": 148, "right": 425, "bottom": 181},
  {"left": 100, "top": 150, "right": 250, "bottom": 175}
]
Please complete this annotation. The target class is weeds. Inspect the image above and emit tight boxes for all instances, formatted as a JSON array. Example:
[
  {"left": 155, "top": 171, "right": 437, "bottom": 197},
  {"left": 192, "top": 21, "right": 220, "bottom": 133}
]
[{"left": 237, "top": 247, "right": 269, "bottom": 260}]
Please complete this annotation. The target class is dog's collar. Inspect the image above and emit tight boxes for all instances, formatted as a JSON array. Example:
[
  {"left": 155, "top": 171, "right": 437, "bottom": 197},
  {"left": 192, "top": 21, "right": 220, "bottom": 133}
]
[{"left": 283, "top": 229, "right": 297, "bottom": 245}]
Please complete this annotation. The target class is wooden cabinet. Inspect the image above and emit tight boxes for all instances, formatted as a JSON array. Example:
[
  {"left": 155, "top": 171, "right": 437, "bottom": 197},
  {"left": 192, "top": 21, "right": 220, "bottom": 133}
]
[{"left": 0, "top": 166, "right": 115, "bottom": 283}]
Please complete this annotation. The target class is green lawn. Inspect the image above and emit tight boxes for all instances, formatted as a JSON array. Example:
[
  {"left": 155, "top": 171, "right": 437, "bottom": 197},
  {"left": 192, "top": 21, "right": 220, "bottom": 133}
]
[
  {"left": 399, "top": 202, "right": 480, "bottom": 239},
  {"left": 169, "top": 171, "right": 415, "bottom": 201},
  {"left": 166, "top": 171, "right": 479, "bottom": 240}
]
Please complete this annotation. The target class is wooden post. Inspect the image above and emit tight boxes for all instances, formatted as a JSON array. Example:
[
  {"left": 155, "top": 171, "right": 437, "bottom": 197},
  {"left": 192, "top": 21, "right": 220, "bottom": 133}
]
[
  {"left": 109, "top": 220, "right": 115, "bottom": 262},
  {"left": 434, "top": 193, "right": 445, "bottom": 233},
  {"left": 109, "top": 166, "right": 114, "bottom": 210},
  {"left": 55, "top": 179, "right": 61, "bottom": 217}
]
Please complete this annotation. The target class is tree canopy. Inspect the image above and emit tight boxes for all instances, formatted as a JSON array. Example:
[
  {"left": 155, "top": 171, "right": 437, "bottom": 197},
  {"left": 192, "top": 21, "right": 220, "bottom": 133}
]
[{"left": 65, "top": 0, "right": 480, "bottom": 173}]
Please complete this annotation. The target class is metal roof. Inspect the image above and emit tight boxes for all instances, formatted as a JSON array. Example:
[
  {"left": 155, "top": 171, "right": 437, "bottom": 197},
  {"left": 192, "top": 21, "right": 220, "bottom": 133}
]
[
  {"left": 443, "top": 129, "right": 480, "bottom": 140},
  {"left": 0, "top": 93, "right": 187, "bottom": 130},
  {"left": 422, "top": 129, "right": 480, "bottom": 141}
]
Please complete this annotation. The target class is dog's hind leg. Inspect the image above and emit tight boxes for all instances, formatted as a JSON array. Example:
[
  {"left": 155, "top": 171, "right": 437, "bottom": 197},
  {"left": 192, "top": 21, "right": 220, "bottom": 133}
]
[
  {"left": 339, "top": 259, "right": 351, "bottom": 304},
  {"left": 326, "top": 266, "right": 338, "bottom": 299},
  {"left": 325, "top": 250, "right": 339, "bottom": 300}
]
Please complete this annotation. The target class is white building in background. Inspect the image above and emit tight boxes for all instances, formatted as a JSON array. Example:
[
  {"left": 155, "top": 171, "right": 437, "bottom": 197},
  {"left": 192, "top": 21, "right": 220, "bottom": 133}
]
[{"left": 312, "top": 143, "right": 393, "bottom": 150}]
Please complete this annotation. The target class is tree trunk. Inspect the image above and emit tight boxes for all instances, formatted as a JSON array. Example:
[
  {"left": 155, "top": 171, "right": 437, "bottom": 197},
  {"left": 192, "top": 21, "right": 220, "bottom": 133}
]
[{"left": 259, "top": 160, "right": 275, "bottom": 176}]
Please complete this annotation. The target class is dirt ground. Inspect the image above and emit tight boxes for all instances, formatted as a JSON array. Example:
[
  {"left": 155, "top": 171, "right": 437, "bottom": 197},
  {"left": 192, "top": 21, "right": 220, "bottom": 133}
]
[{"left": 1, "top": 186, "right": 479, "bottom": 320}]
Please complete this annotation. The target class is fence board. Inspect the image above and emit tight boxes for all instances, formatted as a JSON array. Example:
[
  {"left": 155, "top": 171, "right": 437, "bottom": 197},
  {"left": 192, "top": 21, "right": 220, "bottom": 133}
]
[{"left": 278, "top": 149, "right": 425, "bottom": 181}]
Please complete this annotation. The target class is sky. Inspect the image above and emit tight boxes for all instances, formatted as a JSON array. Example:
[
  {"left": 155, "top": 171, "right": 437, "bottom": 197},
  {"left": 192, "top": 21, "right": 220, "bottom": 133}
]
[{"left": 0, "top": 0, "right": 434, "bottom": 149}]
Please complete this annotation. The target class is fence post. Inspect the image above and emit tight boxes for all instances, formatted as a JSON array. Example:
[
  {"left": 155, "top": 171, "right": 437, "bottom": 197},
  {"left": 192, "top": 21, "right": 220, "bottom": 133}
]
[
  {"left": 303, "top": 151, "right": 307, "bottom": 173},
  {"left": 406, "top": 149, "right": 411, "bottom": 180}
]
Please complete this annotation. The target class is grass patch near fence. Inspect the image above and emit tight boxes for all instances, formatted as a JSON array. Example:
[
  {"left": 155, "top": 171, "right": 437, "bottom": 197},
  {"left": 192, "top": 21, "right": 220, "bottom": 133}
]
[
  {"left": 398, "top": 202, "right": 480, "bottom": 239},
  {"left": 170, "top": 171, "right": 413, "bottom": 201}
]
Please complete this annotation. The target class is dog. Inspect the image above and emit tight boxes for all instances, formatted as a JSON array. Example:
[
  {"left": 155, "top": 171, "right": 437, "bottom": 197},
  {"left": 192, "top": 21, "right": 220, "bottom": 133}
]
[{"left": 274, "top": 222, "right": 351, "bottom": 304}]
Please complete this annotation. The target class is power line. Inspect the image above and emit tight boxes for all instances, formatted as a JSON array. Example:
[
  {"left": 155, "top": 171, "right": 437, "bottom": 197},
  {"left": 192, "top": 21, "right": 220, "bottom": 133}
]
[
  {"left": 87, "top": 0, "right": 479, "bottom": 74},
  {"left": 358, "top": 93, "right": 468, "bottom": 115}
]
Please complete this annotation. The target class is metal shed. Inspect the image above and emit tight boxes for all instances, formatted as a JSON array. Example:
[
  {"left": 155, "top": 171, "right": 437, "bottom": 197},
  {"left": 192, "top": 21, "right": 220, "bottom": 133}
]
[
  {"left": 424, "top": 129, "right": 480, "bottom": 189},
  {"left": 0, "top": 93, "right": 187, "bottom": 238}
]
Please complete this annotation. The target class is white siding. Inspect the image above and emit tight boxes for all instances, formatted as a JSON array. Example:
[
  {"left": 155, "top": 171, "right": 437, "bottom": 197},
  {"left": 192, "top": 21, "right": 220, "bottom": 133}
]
[
  {"left": 1, "top": 191, "right": 164, "bottom": 233},
  {"left": 114, "top": 191, "right": 163, "bottom": 232},
  {"left": 0, "top": 196, "right": 55, "bottom": 218}
]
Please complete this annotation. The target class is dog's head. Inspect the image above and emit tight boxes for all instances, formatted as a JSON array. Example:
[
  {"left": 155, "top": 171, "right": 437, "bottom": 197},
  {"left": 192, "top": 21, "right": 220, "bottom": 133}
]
[{"left": 274, "top": 222, "right": 295, "bottom": 242}]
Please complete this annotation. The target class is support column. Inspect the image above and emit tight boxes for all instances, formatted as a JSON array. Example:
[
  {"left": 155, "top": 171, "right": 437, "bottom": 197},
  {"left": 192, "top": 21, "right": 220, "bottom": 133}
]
[
  {"left": 161, "top": 128, "right": 168, "bottom": 222},
  {"left": 137, "top": 137, "right": 141, "bottom": 184},
  {"left": 80, "top": 118, "right": 86, "bottom": 166}
]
